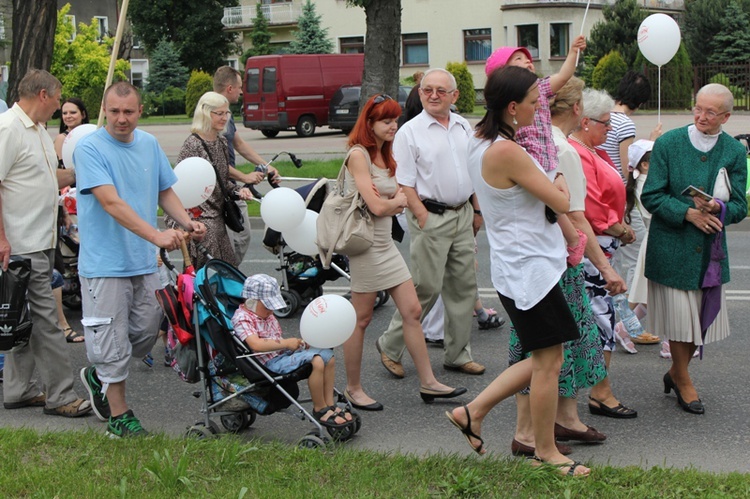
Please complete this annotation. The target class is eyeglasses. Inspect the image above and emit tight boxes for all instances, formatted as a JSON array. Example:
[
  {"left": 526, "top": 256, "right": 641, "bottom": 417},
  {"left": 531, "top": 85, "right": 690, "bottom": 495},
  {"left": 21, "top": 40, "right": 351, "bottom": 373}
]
[
  {"left": 692, "top": 106, "right": 727, "bottom": 120},
  {"left": 373, "top": 94, "right": 393, "bottom": 104},
  {"left": 420, "top": 87, "right": 454, "bottom": 97},
  {"left": 211, "top": 111, "right": 232, "bottom": 118},
  {"left": 589, "top": 118, "right": 612, "bottom": 127}
]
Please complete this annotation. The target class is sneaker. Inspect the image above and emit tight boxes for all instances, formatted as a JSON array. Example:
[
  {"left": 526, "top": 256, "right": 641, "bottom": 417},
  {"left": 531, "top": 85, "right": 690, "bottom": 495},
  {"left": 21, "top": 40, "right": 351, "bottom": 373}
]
[
  {"left": 142, "top": 353, "right": 154, "bottom": 368},
  {"left": 107, "top": 410, "right": 149, "bottom": 438},
  {"left": 80, "top": 366, "right": 111, "bottom": 421}
]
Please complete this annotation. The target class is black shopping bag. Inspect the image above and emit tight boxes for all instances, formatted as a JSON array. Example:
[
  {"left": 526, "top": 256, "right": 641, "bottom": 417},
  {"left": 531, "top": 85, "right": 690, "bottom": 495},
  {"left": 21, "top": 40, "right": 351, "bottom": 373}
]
[{"left": 0, "top": 256, "right": 33, "bottom": 351}]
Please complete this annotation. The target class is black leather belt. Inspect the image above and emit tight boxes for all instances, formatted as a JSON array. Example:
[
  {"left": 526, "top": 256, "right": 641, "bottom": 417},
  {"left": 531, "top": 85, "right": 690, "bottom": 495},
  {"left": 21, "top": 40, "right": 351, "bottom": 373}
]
[{"left": 423, "top": 198, "right": 468, "bottom": 215}]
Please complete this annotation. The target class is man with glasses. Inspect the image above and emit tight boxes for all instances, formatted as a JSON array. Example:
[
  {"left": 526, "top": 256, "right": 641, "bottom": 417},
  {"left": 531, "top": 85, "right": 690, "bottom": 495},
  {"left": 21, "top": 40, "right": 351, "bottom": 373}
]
[
  {"left": 0, "top": 69, "right": 91, "bottom": 417},
  {"left": 376, "top": 68, "right": 486, "bottom": 376},
  {"left": 213, "top": 66, "right": 279, "bottom": 261}
]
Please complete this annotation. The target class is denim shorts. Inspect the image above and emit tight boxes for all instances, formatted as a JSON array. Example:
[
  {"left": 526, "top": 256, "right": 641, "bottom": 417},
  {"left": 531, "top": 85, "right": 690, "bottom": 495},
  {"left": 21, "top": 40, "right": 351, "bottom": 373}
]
[
  {"left": 264, "top": 347, "right": 333, "bottom": 374},
  {"left": 51, "top": 269, "right": 64, "bottom": 289}
]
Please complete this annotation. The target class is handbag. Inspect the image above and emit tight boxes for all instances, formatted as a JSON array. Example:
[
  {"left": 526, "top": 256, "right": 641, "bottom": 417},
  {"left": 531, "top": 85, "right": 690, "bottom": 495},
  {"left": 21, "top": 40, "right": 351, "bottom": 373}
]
[
  {"left": 316, "top": 145, "right": 375, "bottom": 268},
  {"left": 712, "top": 167, "right": 731, "bottom": 202},
  {"left": 0, "top": 256, "right": 33, "bottom": 352},
  {"left": 192, "top": 133, "right": 245, "bottom": 233}
]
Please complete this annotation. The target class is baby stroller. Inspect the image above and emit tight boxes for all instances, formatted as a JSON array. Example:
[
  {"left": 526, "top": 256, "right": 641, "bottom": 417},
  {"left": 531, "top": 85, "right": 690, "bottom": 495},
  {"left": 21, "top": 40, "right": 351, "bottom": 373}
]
[
  {"left": 262, "top": 178, "right": 389, "bottom": 317},
  {"left": 185, "top": 256, "right": 361, "bottom": 447}
]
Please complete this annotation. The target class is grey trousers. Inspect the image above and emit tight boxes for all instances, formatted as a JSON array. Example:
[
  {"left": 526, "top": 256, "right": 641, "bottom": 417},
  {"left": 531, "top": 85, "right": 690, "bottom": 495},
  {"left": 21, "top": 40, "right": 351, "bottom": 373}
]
[
  {"left": 2, "top": 249, "right": 78, "bottom": 409},
  {"left": 227, "top": 198, "right": 252, "bottom": 262},
  {"left": 378, "top": 204, "right": 476, "bottom": 366}
]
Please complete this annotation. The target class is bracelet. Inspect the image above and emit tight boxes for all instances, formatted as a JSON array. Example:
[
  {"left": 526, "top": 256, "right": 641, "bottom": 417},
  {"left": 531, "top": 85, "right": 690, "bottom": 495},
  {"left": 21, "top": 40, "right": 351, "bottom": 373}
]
[
  {"left": 619, "top": 226, "right": 628, "bottom": 237},
  {"left": 554, "top": 172, "right": 564, "bottom": 179},
  {"left": 474, "top": 210, "right": 482, "bottom": 216}
]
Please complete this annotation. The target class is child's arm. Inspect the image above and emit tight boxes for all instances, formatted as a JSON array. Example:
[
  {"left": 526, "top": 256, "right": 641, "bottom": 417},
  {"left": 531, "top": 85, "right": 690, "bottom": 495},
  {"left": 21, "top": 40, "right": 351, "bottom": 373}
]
[
  {"left": 549, "top": 35, "right": 587, "bottom": 93},
  {"left": 558, "top": 212, "right": 579, "bottom": 247},
  {"left": 244, "top": 335, "right": 303, "bottom": 353}
]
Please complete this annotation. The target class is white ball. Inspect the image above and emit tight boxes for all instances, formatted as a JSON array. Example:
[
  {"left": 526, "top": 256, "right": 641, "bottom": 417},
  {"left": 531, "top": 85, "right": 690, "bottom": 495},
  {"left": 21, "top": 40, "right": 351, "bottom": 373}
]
[{"left": 300, "top": 294, "right": 356, "bottom": 348}]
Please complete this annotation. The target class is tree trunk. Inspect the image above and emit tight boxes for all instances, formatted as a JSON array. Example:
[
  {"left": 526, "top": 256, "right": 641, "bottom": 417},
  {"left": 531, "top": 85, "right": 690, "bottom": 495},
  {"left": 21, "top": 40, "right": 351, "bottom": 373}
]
[
  {"left": 360, "top": 0, "right": 401, "bottom": 109},
  {"left": 7, "top": 0, "right": 57, "bottom": 104}
]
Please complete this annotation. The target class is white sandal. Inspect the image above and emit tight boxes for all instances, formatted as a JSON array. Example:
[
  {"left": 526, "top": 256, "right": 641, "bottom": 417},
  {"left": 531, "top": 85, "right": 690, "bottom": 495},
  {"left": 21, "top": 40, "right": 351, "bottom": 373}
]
[{"left": 614, "top": 323, "right": 638, "bottom": 354}]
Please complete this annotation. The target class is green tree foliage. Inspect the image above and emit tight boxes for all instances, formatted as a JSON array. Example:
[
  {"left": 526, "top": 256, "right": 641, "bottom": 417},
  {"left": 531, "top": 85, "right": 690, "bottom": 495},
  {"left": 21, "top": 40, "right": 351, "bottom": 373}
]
[
  {"left": 591, "top": 51, "right": 628, "bottom": 96},
  {"left": 708, "top": 0, "right": 750, "bottom": 64},
  {"left": 146, "top": 39, "right": 189, "bottom": 94},
  {"left": 446, "top": 62, "right": 475, "bottom": 113},
  {"left": 51, "top": 4, "right": 130, "bottom": 120},
  {"left": 287, "top": 0, "right": 333, "bottom": 54},
  {"left": 128, "top": 0, "right": 240, "bottom": 73},
  {"left": 635, "top": 43, "right": 693, "bottom": 109},
  {"left": 682, "top": 0, "right": 750, "bottom": 65},
  {"left": 587, "top": 0, "right": 646, "bottom": 70},
  {"left": 241, "top": 2, "right": 273, "bottom": 65},
  {"left": 185, "top": 70, "right": 213, "bottom": 117}
]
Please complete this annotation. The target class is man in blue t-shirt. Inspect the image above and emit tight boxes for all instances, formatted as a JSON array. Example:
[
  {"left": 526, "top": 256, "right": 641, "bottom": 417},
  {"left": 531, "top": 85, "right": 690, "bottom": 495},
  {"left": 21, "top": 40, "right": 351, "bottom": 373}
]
[
  {"left": 213, "top": 66, "right": 280, "bottom": 260},
  {"left": 74, "top": 82, "right": 206, "bottom": 438}
]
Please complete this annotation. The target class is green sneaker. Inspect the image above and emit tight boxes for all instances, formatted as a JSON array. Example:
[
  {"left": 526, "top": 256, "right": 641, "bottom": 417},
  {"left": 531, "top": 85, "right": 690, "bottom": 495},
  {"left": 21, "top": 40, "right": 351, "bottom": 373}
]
[
  {"left": 107, "top": 410, "right": 149, "bottom": 438},
  {"left": 80, "top": 366, "right": 110, "bottom": 421}
]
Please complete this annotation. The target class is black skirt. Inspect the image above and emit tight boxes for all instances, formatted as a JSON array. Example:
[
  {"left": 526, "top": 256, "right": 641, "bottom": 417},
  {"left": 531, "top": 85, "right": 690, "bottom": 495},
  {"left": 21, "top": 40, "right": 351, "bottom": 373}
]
[{"left": 498, "top": 283, "right": 580, "bottom": 354}]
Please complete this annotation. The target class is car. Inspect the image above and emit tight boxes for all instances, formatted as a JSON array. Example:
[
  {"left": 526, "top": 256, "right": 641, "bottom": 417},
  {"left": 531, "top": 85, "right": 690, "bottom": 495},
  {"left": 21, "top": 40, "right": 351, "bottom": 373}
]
[{"left": 328, "top": 85, "right": 411, "bottom": 134}]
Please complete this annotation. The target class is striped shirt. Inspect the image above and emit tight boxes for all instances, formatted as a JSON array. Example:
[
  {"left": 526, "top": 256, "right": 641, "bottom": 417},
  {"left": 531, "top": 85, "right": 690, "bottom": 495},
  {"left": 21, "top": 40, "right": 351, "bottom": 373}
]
[{"left": 600, "top": 111, "right": 636, "bottom": 181}]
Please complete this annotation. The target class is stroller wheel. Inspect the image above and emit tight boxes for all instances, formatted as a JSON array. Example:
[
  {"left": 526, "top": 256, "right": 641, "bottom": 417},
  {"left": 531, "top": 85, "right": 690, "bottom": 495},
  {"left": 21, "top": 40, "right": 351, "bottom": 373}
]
[
  {"left": 220, "top": 412, "right": 252, "bottom": 433},
  {"left": 374, "top": 290, "right": 389, "bottom": 309},
  {"left": 274, "top": 289, "right": 301, "bottom": 318},
  {"left": 326, "top": 421, "right": 356, "bottom": 442},
  {"left": 298, "top": 433, "right": 329, "bottom": 449},
  {"left": 62, "top": 293, "right": 82, "bottom": 310},
  {"left": 185, "top": 424, "right": 216, "bottom": 440}
]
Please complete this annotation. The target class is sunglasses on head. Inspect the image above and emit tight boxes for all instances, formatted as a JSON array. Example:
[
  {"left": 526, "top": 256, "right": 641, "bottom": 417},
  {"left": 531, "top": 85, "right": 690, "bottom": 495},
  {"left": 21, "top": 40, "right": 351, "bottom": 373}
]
[{"left": 373, "top": 94, "right": 393, "bottom": 104}]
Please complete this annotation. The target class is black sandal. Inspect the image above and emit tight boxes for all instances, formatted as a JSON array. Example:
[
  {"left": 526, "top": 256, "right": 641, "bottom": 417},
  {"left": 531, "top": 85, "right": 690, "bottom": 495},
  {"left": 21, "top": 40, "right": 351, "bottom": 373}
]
[
  {"left": 312, "top": 406, "right": 348, "bottom": 428},
  {"left": 64, "top": 327, "right": 85, "bottom": 343},
  {"left": 445, "top": 405, "right": 485, "bottom": 455}
]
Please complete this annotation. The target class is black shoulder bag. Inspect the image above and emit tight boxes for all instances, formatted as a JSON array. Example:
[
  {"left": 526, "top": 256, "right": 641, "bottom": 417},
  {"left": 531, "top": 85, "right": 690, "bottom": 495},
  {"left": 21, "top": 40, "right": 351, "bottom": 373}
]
[{"left": 192, "top": 133, "right": 245, "bottom": 233}]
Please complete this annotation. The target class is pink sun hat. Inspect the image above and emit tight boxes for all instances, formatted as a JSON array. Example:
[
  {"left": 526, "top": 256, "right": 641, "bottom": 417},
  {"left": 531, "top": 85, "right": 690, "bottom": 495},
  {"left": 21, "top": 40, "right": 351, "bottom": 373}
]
[{"left": 485, "top": 46, "right": 533, "bottom": 76}]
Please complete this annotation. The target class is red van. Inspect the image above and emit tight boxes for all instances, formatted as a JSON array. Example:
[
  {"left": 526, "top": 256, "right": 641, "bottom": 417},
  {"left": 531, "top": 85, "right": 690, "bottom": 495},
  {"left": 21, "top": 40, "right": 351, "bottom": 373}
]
[{"left": 242, "top": 54, "right": 364, "bottom": 138}]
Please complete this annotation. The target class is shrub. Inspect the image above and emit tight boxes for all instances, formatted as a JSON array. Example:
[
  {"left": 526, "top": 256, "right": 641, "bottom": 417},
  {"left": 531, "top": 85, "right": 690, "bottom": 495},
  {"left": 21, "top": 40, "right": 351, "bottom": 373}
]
[
  {"left": 185, "top": 70, "right": 213, "bottom": 117},
  {"left": 591, "top": 51, "right": 628, "bottom": 96},
  {"left": 81, "top": 86, "right": 104, "bottom": 121},
  {"left": 445, "top": 62, "right": 475, "bottom": 114}
]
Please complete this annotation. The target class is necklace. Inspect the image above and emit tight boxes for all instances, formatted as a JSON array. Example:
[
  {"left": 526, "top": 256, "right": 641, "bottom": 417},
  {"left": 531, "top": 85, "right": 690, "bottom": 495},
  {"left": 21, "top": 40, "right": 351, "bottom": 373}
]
[{"left": 569, "top": 134, "right": 597, "bottom": 153}]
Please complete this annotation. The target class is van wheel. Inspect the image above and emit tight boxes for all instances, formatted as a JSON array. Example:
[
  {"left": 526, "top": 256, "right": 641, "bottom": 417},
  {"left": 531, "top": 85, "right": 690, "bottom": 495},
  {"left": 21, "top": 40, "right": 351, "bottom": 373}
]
[
  {"left": 296, "top": 116, "right": 316, "bottom": 137},
  {"left": 261, "top": 129, "right": 279, "bottom": 138}
]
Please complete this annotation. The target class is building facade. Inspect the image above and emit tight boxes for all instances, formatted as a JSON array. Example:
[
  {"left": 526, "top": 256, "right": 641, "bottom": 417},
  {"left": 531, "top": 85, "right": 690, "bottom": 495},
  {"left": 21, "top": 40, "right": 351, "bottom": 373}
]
[{"left": 222, "top": 0, "right": 685, "bottom": 89}]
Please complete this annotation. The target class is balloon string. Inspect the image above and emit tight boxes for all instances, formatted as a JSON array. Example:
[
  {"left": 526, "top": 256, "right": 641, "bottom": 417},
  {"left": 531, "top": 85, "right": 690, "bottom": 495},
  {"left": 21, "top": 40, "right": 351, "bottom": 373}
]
[
  {"left": 576, "top": 0, "right": 592, "bottom": 66},
  {"left": 658, "top": 66, "right": 662, "bottom": 123}
]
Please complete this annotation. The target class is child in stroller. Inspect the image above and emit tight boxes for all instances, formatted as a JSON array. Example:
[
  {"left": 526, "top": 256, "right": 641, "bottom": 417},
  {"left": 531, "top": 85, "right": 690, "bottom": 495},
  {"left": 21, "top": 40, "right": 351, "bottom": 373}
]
[
  {"left": 231, "top": 274, "right": 352, "bottom": 428},
  {"left": 187, "top": 257, "right": 361, "bottom": 446}
]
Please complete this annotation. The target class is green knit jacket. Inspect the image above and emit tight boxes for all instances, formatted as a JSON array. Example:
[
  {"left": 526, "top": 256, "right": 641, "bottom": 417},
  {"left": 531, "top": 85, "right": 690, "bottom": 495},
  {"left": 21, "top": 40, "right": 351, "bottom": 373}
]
[{"left": 641, "top": 126, "right": 747, "bottom": 290}]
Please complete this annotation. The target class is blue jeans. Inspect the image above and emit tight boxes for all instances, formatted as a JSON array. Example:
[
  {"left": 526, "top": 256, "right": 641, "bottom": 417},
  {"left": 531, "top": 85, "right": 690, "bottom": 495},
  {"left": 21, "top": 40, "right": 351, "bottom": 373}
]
[{"left": 264, "top": 348, "right": 333, "bottom": 374}]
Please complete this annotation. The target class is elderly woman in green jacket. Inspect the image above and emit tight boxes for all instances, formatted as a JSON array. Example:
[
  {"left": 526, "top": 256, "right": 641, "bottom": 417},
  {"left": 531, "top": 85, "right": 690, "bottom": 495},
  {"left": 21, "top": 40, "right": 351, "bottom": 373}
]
[{"left": 641, "top": 83, "right": 747, "bottom": 415}]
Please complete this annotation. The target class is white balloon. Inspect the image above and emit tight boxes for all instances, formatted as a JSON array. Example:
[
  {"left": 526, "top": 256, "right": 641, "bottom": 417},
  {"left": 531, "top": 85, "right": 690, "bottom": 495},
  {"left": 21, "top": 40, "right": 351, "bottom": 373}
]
[
  {"left": 300, "top": 294, "right": 356, "bottom": 348},
  {"left": 282, "top": 209, "right": 318, "bottom": 256},
  {"left": 61, "top": 124, "right": 97, "bottom": 169},
  {"left": 637, "top": 14, "right": 681, "bottom": 67},
  {"left": 172, "top": 157, "right": 217, "bottom": 209},
  {"left": 260, "top": 187, "right": 306, "bottom": 232}
]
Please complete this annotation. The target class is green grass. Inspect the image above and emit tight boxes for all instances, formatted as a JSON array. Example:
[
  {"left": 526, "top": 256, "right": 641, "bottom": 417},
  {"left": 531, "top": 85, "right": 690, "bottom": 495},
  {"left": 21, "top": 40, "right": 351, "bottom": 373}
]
[{"left": 0, "top": 428, "right": 748, "bottom": 497}]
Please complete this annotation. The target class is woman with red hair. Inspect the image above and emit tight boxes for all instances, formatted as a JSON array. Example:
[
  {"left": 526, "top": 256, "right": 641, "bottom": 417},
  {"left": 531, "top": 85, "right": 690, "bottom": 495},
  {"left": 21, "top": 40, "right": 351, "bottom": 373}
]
[{"left": 342, "top": 94, "right": 467, "bottom": 411}]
